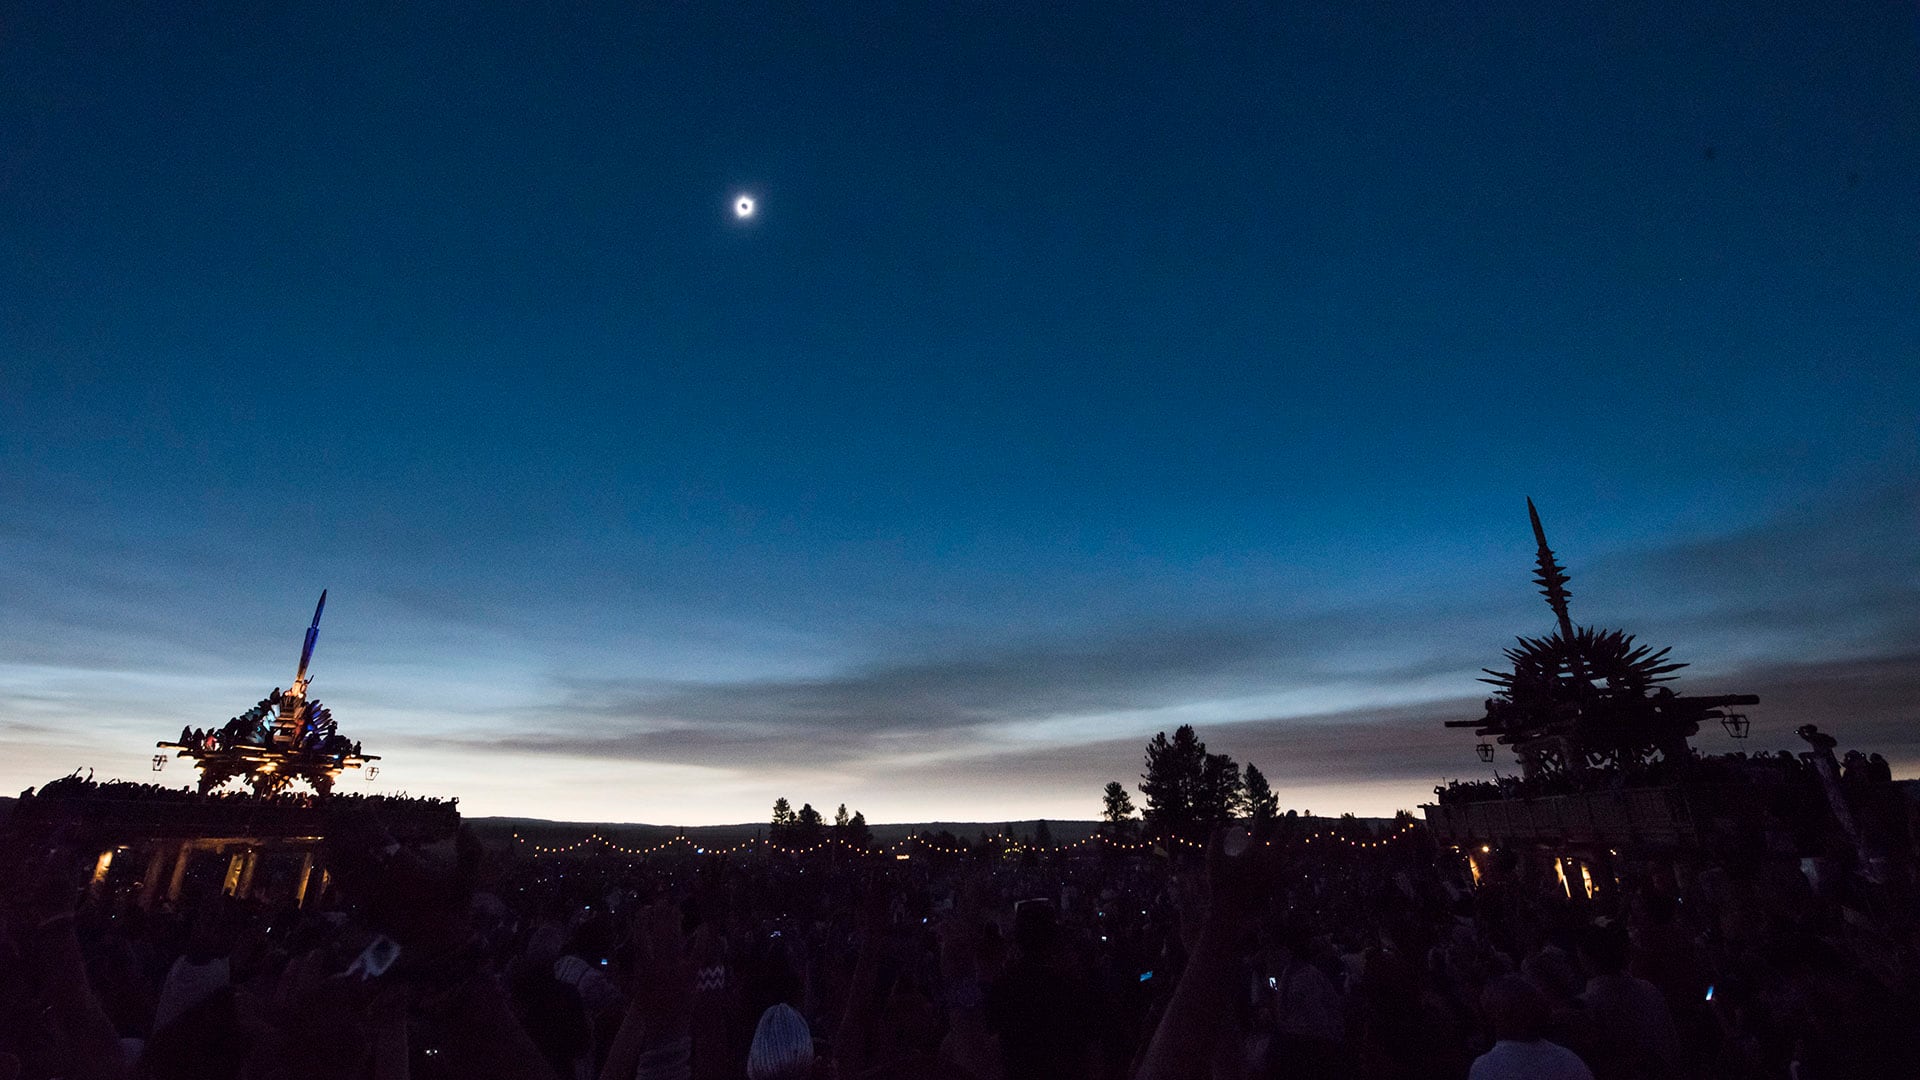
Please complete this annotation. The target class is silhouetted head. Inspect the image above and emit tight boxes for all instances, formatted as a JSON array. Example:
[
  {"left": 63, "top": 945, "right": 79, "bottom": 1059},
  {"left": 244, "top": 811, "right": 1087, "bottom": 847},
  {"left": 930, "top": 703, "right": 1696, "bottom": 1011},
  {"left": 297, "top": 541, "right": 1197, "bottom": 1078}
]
[
  {"left": 523, "top": 921, "right": 565, "bottom": 969},
  {"left": 183, "top": 907, "right": 230, "bottom": 963},
  {"left": 1481, "top": 975, "right": 1550, "bottom": 1042},
  {"left": 1638, "top": 890, "right": 1677, "bottom": 926},
  {"left": 1012, "top": 898, "right": 1058, "bottom": 956},
  {"left": 1521, "top": 947, "right": 1583, "bottom": 1002},
  {"left": 1579, "top": 920, "right": 1631, "bottom": 976},
  {"left": 1271, "top": 922, "right": 1310, "bottom": 957}
]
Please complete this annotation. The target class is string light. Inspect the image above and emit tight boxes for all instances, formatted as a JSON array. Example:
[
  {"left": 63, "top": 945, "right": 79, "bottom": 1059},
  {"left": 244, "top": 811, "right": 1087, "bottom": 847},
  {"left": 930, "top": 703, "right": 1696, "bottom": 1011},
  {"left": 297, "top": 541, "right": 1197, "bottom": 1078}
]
[{"left": 510, "top": 819, "right": 1423, "bottom": 859}]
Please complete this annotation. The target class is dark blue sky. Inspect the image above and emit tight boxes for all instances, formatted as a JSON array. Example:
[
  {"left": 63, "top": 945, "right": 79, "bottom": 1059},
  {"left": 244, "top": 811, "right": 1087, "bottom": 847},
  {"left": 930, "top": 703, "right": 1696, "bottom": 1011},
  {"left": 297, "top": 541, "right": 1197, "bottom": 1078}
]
[{"left": 3, "top": 1, "right": 1916, "bottom": 820}]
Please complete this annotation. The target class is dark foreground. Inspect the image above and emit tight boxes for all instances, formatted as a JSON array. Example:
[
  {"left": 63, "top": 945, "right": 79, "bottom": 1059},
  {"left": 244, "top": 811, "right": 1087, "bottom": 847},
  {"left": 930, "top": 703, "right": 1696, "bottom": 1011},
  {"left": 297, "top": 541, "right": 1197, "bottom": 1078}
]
[{"left": 2, "top": 780, "right": 1917, "bottom": 1080}]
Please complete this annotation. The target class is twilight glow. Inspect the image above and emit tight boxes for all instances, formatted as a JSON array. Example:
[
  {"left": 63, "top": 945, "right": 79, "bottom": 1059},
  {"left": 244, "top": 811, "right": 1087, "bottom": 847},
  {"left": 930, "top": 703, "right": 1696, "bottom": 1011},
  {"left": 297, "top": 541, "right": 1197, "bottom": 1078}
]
[{"left": 2, "top": 2, "right": 1915, "bottom": 824}]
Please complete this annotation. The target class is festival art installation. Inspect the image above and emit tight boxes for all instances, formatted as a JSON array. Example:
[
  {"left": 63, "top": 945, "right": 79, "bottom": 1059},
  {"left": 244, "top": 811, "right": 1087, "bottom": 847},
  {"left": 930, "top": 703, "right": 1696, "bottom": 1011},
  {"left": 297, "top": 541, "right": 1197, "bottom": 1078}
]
[
  {"left": 1448, "top": 500, "right": 1758, "bottom": 777},
  {"left": 156, "top": 591, "right": 378, "bottom": 795}
]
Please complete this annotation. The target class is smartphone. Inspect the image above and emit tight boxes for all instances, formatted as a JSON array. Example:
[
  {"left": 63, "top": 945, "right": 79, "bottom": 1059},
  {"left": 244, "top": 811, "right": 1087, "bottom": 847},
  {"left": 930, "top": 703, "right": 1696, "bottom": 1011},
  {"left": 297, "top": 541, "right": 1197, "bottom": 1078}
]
[
  {"left": 1139, "top": 971, "right": 1153, "bottom": 982},
  {"left": 347, "top": 935, "right": 401, "bottom": 980},
  {"left": 1704, "top": 985, "right": 1715, "bottom": 1002},
  {"left": 1267, "top": 976, "right": 1279, "bottom": 990}
]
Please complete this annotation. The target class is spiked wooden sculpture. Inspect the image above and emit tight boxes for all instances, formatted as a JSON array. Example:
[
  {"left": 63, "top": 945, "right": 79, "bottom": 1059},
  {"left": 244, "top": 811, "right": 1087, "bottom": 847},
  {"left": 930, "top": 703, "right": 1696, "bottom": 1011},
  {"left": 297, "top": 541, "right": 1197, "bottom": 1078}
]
[{"left": 1447, "top": 501, "right": 1756, "bottom": 777}]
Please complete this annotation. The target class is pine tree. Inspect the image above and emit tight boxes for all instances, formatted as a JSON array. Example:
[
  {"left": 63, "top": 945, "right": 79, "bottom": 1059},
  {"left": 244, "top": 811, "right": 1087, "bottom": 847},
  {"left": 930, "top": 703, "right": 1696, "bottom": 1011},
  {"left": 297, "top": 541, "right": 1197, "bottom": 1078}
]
[
  {"left": 796, "top": 802, "right": 824, "bottom": 844},
  {"left": 834, "top": 803, "right": 851, "bottom": 829},
  {"left": 1197, "top": 751, "right": 1244, "bottom": 823},
  {"left": 771, "top": 797, "right": 795, "bottom": 841},
  {"left": 1140, "top": 725, "right": 1241, "bottom": 839},
  {"left": 1139, "top": 725, "right": 1206, "bottom": 838},
  {"left": 1101, "top": 780, "right": 1138, "bottom": 837},
  {"left": 1033, "top": 819, "right": 1054, "bottom": 849},
  {"left": 1243, "top": 763, "right": 1279, "bottom": 824},
  {"left": 846, "top": 810, "right": 873, "bottom": 848}
]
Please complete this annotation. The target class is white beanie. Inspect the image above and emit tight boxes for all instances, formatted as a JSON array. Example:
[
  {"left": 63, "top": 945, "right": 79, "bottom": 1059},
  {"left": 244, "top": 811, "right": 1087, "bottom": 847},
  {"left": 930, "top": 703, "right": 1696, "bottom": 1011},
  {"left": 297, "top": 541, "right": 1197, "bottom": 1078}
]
[{"left": 746, "top": 1003, "right": 814, "bottom": 1080}]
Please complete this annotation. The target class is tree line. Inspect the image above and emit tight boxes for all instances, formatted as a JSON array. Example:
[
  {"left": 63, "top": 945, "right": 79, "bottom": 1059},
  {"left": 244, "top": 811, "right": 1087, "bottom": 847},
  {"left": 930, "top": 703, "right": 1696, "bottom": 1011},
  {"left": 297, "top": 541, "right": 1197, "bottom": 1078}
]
[
  {"left": 767, "top": 724, "right": 1288, "bottom": 849},
  {"left": 1102, "top": 723, "right": 1279, "bottom": 839},
  {"left": 769, "top": 798, "right": 872, "bottom": 847}
]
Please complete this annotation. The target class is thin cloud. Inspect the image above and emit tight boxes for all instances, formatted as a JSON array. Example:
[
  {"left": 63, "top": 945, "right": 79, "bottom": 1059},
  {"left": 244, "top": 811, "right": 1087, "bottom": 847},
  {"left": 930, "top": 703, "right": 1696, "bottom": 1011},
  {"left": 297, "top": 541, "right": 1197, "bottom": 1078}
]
[
  {"left": 417, "top": 609, "right": 1492, "bottom": 765},
  {"left": 1592, "top": 483, "right": 1919, "bottom": 649},
  {"left": 411, "top": 486, "right": 1914, "bottom": 790},
  {"left": 4, "top": 484, "right": 1913, "bottom": 818}
]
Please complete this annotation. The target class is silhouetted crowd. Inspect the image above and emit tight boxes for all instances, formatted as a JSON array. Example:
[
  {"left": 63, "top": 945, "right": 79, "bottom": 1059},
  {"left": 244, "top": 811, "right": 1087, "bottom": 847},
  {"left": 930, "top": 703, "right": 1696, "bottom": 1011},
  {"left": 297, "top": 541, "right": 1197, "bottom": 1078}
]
[
  {"left": 172, "top": 690, "right": 360, "bottom": 759},
  {"left": 20, "top": 773, "right": 457, "bottom": 813},
  {"left": 3, "top": 794, "right": 1918, "bottom": 1080},
  {"left": 1432, "top": 748, "right": 1896, "bottom": 806}
]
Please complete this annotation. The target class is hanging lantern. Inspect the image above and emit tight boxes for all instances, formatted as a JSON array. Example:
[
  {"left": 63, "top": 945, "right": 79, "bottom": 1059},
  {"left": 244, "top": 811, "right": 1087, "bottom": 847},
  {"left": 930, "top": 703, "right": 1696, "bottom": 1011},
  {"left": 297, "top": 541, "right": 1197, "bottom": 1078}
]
[
  {"left": 366, "top": 766, "right": 379, "bottom": 780},
  {"left": 1476, "top": 741, "right": 1496, "bottom": 763},
  {"left": 151, "top": 754, "right": 168, "bottom": 772},
  {"left": 1720, "top": 712, "right": 1751, "bottom": 739}
]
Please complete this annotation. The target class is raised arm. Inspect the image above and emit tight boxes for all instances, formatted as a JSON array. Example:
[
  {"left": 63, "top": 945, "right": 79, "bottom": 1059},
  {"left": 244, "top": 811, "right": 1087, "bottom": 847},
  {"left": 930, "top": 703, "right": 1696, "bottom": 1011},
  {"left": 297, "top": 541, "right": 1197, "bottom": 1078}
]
[
  {"left": 1131, "top": 828, "right": 1263, "bottom": 1080},
  {"left": 1, "top": 827, "right": 128, "bottom": 1080},
  {"left": 599, "top": 899, "right": 694, "bottom": 1080}
]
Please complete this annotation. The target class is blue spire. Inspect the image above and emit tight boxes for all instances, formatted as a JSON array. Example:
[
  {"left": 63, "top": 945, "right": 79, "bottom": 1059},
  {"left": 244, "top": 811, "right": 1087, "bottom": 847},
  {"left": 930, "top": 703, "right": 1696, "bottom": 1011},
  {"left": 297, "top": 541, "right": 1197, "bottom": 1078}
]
[{"left": 296, "top": 589, "right": 326, "bottom": 685}]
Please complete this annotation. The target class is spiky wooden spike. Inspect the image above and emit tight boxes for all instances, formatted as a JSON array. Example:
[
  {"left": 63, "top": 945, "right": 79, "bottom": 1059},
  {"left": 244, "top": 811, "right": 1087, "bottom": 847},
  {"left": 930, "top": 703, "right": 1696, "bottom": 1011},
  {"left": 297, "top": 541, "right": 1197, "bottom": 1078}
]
[{"left": 1526, "top": 498, "right": 1577, "bottom": 641}]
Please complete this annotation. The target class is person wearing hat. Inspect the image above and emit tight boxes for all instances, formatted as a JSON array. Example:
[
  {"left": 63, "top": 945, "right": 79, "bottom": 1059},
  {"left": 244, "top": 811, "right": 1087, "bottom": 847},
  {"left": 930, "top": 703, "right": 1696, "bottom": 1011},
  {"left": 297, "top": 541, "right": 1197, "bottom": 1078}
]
[{"left": 746, "top": 1003, "right": 814, "bottom": 1080}]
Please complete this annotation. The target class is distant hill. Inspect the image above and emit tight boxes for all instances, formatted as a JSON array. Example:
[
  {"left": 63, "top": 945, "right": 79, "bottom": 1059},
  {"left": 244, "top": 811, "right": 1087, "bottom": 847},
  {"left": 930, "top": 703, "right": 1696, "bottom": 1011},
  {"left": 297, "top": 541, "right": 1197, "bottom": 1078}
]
[
  {"left": 466, "top": 817, "right": 1108, "bottom": 847},
  {"left": 466, "top": 813, "right": 1405, "bottom": 849},
  {"left": 0, "top": 796, "right": 1401, "bottom": 847}
]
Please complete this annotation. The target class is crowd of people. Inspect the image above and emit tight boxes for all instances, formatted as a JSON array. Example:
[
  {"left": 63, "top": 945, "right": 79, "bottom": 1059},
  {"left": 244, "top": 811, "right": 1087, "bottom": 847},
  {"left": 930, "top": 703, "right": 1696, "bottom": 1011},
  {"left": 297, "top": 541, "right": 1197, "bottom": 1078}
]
[
  {"left": 170, "top": 690, "right": 360, "bottom": 760},
  {"left": 3, "top": 782, "right": 1918, "bottom": 1080},
  {"left": 18, "top": 773, "right": 458, "bottom": 815},
  {"left": 1431, "top": 746, "right": 1898, "bottom": 806}
]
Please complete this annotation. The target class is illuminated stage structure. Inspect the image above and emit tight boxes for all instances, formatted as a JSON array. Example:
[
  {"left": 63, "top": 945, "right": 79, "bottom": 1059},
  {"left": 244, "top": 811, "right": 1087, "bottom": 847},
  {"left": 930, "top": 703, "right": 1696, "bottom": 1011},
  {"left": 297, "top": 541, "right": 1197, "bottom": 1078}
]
[
  {"left": 14, "top": 785, "right": 457, "bottom": 909},
  {"left": 4, "top": 591, "right": 449, "bottom": 910},
  {"left": 156, "top": 591, "right": 379, "bottom": 795}
]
